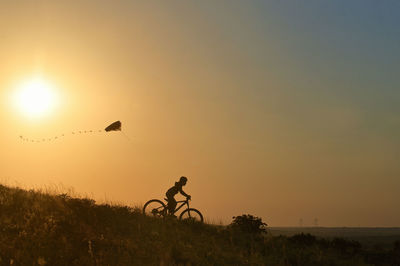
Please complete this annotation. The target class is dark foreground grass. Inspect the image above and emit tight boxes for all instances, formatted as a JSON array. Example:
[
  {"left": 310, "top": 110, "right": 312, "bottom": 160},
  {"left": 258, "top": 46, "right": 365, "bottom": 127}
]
[{"left": 0, "top": 184, "right": 399, "bottom": 265}]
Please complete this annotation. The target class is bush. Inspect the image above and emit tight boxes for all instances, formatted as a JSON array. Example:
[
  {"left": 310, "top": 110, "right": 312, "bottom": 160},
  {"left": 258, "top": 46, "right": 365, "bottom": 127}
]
[
  {"left": 230, "top": 214, "right": 267, "bottom": 235},
  {"left": 288, "top": 233, "right": 317, "bottom": 246}
]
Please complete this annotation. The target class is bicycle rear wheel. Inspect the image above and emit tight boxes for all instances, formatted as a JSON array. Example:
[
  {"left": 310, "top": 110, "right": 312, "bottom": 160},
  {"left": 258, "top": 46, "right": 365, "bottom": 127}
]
[
  {"left": 143, "top": 199, "right": 166, "bottom": 218},
  {"left": 179, "top": 208, "right": 203, "bottom": 222}
]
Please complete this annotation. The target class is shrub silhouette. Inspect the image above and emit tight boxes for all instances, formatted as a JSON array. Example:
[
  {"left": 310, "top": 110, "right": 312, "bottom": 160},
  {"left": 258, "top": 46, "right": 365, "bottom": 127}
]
[
  {"left": 331, "top": 237, "right": 361, "bottom": 255},
  {"left": 288, "top": 233, "right": 317, "bottom": 246},
  {"left": 230, "top": 214, "right": 267, "bottom": 235}
]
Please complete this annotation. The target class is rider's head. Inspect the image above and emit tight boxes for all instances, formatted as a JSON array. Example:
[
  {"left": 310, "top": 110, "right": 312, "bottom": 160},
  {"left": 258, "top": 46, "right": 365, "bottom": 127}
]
[{"left": 179, "top": 176, "right": 187, "bottom": 185}]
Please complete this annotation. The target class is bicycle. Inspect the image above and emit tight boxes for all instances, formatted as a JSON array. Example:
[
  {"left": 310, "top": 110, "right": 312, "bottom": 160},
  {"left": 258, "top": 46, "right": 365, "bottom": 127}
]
[{"left": 143, "top": 197, "right": 203, "bottom": 222}]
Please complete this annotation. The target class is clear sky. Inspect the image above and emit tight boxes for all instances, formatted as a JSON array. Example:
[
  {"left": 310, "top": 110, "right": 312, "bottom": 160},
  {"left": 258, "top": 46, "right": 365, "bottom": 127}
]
[{"left": 1, "top": 0, "right": 399, "bottom": 226}]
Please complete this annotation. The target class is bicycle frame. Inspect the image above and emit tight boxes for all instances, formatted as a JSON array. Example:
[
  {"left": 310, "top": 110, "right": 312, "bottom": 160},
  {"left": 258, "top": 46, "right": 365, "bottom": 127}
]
[
  {"left": 143, "top": 197, "right": 202, "bottom": 222},
  {"left": 170, "top": 199, "right": 190, "bottom": 215}
]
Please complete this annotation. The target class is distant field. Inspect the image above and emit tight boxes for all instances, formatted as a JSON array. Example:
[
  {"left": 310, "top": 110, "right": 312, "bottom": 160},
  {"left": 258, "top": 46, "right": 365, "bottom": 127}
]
[{"left": 270, "top": 227, "right": 400, "bottom": 249}]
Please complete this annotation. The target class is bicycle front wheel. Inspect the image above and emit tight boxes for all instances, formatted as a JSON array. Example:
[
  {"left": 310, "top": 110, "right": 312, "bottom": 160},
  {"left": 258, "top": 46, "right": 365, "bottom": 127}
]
[
  {"left": 179, "top": 208, "right": 203, "bottom": 223},
  {"left": 143, "top": 199, "right": 166, "bottom": 218}
]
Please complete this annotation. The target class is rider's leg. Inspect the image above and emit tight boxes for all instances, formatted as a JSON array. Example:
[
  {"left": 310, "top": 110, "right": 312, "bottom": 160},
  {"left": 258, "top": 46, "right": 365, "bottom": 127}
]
[{"left": 167, "top": 196, "right": 177, "bottom": 215}]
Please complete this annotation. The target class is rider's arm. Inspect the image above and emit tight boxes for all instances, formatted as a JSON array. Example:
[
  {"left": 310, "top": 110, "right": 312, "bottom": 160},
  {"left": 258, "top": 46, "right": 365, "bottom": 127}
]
[{"left": 179, "top": 187, "right": 190, "bottom": 198}]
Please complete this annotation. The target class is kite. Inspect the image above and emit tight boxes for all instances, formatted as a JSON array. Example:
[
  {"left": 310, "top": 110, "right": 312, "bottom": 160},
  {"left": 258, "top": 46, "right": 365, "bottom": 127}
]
[
  {"left": 19, "top": 120, "right": 128, "bottom": 143},
  {"left": 105, "top": 120, "right": 121, "bottom": 132}
]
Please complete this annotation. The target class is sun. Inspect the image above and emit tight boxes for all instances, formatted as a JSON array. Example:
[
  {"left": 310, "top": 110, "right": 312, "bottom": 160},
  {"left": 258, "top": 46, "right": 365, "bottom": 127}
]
[{"left": 13, "top": 77, "right": 59, "bottom": 118}]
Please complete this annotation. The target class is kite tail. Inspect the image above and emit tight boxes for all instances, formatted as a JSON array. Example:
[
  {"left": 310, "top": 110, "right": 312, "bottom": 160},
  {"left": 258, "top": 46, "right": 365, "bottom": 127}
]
[
  {"left": 19, "top": 121, "right": 123, "bottom": 143},
  {"left": 20, "top": 129, "right": 103, "bottom": 143},
  {"left": 19, "top": 121, "right": 125, "bottom": 143}
]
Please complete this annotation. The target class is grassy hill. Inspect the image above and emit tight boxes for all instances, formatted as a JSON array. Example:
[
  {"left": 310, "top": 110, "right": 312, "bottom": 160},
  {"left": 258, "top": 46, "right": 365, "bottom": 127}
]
[{"left": 0, "top": 184, "right": 399, "bottom": 265}]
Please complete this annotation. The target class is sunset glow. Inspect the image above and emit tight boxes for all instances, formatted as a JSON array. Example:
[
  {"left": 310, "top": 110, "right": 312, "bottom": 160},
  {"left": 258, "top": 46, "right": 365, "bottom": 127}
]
[{"left": 0, "top": 1, "right": 399, "bottom": 228}]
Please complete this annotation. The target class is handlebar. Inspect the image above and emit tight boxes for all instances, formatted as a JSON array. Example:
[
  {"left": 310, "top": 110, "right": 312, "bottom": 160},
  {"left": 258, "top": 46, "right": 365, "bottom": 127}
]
[{"left": 176, "top": 198, "right": 191, "bottom": 203}]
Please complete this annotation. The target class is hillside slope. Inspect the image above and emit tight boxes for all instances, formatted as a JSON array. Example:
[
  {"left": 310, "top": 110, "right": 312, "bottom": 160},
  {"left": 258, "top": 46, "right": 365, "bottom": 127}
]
[{"left": 0, "top": 184, "right": 397, "bottom": 265}]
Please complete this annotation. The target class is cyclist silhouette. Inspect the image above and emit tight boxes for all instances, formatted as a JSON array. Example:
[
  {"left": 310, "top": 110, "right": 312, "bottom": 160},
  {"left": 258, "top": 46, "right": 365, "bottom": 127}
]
[{"left": 166, "top": 176, "right": 191, "bottom": 215}]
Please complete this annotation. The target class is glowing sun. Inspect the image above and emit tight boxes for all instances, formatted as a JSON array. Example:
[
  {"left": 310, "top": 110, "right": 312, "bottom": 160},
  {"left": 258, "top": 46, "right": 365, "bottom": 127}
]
[{"left": 13, "top": 78, "right": 59, "bottom": 118}]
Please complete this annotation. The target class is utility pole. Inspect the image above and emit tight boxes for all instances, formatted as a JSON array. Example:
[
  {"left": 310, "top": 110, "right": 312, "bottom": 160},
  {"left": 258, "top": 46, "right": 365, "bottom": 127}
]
[{"left": 314, "top": 218, "right": 319, "bottom": 227}]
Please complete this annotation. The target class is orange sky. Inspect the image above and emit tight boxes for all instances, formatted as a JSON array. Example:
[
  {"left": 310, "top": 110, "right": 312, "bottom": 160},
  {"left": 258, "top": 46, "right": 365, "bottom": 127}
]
[{"left": 1, "top": 1, "right": 399, "bottom": 226}]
